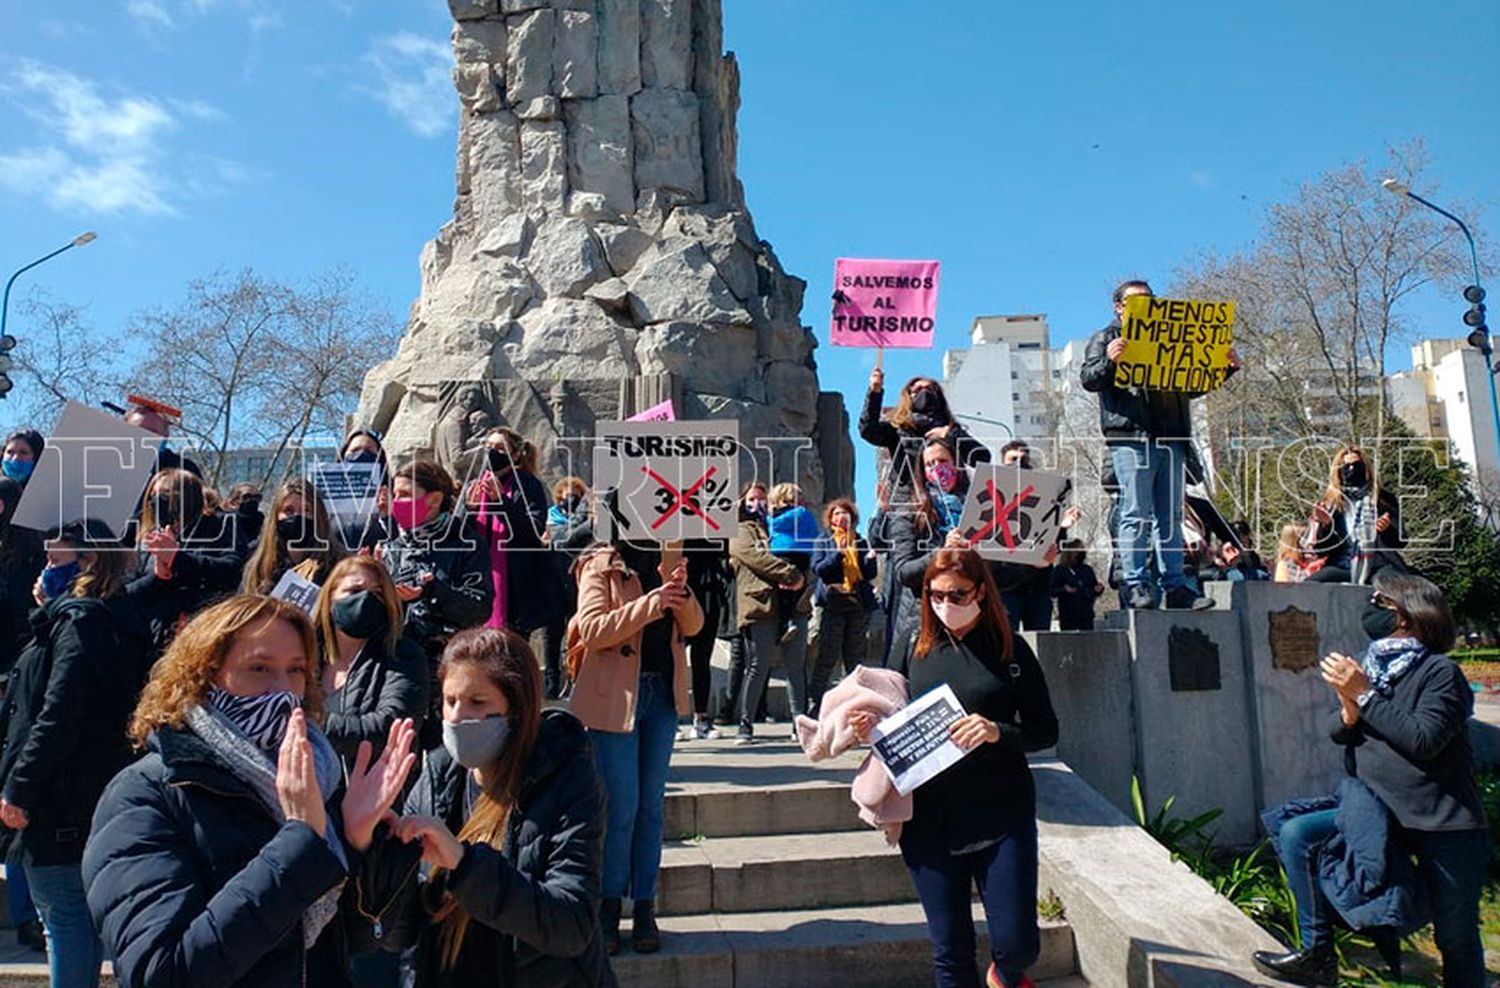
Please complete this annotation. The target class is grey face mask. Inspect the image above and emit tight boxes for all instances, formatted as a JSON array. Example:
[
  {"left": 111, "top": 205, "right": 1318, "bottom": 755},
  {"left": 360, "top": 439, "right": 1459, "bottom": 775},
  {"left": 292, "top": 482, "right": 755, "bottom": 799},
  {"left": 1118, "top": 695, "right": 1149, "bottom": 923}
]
[{"left": 442, "top": 715, "right": 512, "bottom": 769}]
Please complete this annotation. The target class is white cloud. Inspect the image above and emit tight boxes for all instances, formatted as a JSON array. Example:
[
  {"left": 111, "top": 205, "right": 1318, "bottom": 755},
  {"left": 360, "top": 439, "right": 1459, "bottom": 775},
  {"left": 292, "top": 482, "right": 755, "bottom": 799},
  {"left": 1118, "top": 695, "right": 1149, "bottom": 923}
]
[
  {"left": 0, "top": 60, "right": 249, "bottom": 216},
  {"left": 363, "top": 33, "right": 454, "bottom": 138},
  {"left": 1189, "top": 169, "right": 1217, "bottom": 192},
  {"left": 125, "top": 0, "right": 175, "bottom": 29}
]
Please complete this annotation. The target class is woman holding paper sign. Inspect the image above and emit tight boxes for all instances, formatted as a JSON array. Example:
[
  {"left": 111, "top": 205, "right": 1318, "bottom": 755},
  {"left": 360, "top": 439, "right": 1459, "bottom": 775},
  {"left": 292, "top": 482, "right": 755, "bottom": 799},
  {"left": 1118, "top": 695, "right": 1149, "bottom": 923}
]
[
  {"left": 860, "top": 370, "right": 990, "bottom": 505},
  {"left": 861, "top": 548, "right": 1059, "bottom": 988}
]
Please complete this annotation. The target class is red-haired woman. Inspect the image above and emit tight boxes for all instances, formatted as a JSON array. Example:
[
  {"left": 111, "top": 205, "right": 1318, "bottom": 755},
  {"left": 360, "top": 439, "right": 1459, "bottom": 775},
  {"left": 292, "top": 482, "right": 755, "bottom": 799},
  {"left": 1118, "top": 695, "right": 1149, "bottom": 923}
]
[{"left": 860, "top": 549, "right": 1058, "bottom": 988}]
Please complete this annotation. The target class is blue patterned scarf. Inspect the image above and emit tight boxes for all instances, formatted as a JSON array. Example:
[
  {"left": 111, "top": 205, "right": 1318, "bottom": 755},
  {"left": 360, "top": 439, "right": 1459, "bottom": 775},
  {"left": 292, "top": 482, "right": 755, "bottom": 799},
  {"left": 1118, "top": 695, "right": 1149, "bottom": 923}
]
[
  {"left": 1360, "top": 635, "right": 1429, "bottom": 697},
  {"left": 928, "top": 486, "right": 966, "bottom": 538}
]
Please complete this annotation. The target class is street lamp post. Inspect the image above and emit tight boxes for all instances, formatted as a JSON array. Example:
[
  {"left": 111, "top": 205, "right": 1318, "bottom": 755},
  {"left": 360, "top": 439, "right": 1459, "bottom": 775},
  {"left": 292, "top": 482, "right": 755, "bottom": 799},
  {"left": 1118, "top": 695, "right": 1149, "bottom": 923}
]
[
  {"left": 1380, "top": 179, "right": 1500, "bottom": 491},
  {"left": 0, "top": 231, "right": 98, "bottom": 344}
]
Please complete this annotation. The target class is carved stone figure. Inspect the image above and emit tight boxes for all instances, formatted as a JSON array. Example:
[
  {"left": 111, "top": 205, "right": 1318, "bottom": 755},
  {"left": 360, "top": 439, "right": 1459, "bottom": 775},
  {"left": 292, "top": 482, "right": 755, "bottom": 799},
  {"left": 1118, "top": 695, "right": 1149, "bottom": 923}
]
[{"left": 358, "top": 0, "right": 852, "bottom": 503}]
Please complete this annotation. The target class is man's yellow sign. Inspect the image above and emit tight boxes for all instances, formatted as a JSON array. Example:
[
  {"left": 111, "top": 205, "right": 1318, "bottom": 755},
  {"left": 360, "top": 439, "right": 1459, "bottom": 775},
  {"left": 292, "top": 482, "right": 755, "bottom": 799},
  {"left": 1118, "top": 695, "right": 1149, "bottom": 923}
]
[{"left": 1113, "top": 295, "right": 1235, "bottom": 392}]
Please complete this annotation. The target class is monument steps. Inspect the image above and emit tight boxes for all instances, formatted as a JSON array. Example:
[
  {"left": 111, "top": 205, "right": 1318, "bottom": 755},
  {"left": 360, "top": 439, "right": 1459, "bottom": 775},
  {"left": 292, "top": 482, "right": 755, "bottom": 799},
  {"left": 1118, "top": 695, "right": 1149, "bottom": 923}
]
[{"left": 612, "top": 735, "right": 1082, "bottom": 988}]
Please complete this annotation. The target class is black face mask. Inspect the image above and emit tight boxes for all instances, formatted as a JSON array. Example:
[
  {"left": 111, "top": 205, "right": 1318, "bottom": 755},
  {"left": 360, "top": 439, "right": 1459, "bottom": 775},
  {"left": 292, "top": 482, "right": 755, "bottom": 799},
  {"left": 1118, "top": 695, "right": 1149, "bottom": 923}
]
[
  {"left": 487, "top": 448, "right": 513, "bottom": 476},
  {"left": 1341, "top": 463, "right": 1368, "bottom": 489},
  {"left": 277, "top": 514, "right": 316, "bottom": 546},
  {"left": 150, "top": 493, "right": 179, "bottom": 529},
  {"left": 910, "top": 390, "right": 940, "bottom": 416},
  {"left": 331, "top": 590, "right": 389, "bottom": 640},
  {"left": 344, "top": 450, "right": 379, "bottom": 465},
  {"left": 1362, "top": 601, "right": 1400, "bottom": 641}
]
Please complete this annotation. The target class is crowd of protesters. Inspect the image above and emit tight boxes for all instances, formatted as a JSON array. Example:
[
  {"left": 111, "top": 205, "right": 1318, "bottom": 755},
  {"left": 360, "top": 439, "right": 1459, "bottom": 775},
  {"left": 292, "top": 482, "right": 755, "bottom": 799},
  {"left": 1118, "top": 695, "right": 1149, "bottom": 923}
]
[{"left": 0, "top": 267, "right": 1480, "bottom": 988}]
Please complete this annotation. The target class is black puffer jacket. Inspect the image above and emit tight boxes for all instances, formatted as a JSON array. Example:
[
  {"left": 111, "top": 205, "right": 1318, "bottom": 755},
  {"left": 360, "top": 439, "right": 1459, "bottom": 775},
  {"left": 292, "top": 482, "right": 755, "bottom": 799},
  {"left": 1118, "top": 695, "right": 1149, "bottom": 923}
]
[
  {"left": 0, "top": 527, "right": 44, "bottom": 675},
  {"left": 360, "top": 709, "right": 615, "bottom": 987},
  {"left": 0, "top": 595, "right": 150, "bottom": 865},
  {"left": 127, "top": 512, "right": 249, "bottom": 654},
  {"left": 858, "top": 387, "right": 991, "bottom": 504},
  {"left": 82, "top": 725, "right": 370, "bottom": 988},
  {"left": 323, "top": 632, "right": 428, "bottom": 772},
  {"left": 1079, "top": 320, "right": 1236, "bottom": 441},
  {"left": 379, "top": 514, "right": 494, "bottom": 657}
]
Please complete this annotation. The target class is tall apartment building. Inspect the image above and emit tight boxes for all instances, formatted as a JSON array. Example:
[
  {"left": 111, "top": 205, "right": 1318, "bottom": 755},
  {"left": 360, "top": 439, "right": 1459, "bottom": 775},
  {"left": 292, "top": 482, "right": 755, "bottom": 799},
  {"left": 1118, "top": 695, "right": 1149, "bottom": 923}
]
[
  {"left": 941, "top": 314, "right": 1061, "bottom": 452},
  {"left": 1389, "top": 339, "right": 1500, "bottom": 498}
]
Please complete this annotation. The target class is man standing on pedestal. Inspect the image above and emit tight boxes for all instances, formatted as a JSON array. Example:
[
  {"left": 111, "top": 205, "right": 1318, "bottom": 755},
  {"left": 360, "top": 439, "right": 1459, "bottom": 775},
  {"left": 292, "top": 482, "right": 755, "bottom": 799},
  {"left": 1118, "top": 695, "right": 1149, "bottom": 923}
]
[{"left": 1079, "top": 279, "right": 1239, "bottom": 611}]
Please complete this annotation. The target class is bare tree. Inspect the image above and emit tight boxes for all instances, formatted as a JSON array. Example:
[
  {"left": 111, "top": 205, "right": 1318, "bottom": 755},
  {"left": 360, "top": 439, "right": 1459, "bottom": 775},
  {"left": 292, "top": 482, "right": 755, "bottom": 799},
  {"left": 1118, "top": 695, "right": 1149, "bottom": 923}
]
[
  {"left": 5, "top": 289, "right": 120, "bottom": 429},
  {"left": 127, "top": 268, "right": 399, "bottom": 489},
  {"left": 1174, "top": 140, "right": 1475, "bottom": 446},
  {"left": 127, "top": 270, "right": 288, "bottom": 487},
  {"left": 251, "top": 270, "right": 400, "bottom": 489}
]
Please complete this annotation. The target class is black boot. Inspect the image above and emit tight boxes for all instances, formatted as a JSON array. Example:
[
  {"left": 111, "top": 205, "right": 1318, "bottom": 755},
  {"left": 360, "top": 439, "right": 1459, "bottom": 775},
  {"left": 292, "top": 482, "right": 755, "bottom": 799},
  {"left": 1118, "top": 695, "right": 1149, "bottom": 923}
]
[
  {"left": 1251, "top": 944, "right": 1336, "bottom": 986},
  {"left": 15, "top": 919, "right": 45, "bottom": 953},
  {"left": 631, "top": 898, "right": 661, "bottom": 954},
  {"left": 599, "top": 898, "right": 622, "bottom": 956},
  {"left": 1369, "top": 927, "right": 1402, "bottom": 981}
]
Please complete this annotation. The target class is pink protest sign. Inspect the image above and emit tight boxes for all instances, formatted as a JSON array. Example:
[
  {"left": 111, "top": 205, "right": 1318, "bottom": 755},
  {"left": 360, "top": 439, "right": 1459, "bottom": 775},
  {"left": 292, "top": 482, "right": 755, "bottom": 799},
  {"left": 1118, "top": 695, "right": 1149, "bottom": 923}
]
[
  {"left": 627, "top": 398, "right": 676, "bottom": 422},
  {"left": 830, "top": 258, "right": 941, "bottom": 349}
]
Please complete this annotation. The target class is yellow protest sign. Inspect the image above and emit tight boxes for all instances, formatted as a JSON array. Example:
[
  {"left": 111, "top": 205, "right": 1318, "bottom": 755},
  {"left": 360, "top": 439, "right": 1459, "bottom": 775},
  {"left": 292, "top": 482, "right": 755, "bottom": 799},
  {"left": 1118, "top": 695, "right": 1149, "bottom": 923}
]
[{"left": 1113, "top": 295, "right": 1236, "bottom": 392}]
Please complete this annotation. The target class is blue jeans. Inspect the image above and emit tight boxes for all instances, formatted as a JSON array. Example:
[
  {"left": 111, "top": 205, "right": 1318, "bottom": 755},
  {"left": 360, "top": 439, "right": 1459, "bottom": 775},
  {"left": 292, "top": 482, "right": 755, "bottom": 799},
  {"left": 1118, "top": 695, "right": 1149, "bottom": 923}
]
[
  {"left": 7, "top": 860, "right": 36, "bottom": 928},
  {"left": 1406, "top": 827, "right": 1489, "bottom": 988},
  {"left": 1275, "top": 808, "right": 1339, "bottom": 949},
  {"left": 901, "top": 823, "right": 1040, "bottom": 988},
  {"left": 1110, "top": 440, "right": 1188, "bottom": 594},
  {"left": 1276, "top": 812, "right": 1489, "bottom": 988},
  {"left": 590, "top": 673, "right": 679, "bottom": 901},
  {"left": 26, "top": 863, "right": 102, "bottom": 988}
]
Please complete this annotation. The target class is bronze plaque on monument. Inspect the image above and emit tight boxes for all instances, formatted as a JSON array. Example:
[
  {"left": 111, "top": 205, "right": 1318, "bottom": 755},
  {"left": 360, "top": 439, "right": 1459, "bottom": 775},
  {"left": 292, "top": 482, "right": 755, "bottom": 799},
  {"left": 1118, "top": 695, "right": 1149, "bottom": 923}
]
[{"left": 1269, "top": 606, "right": 1320, "bottom": 673}]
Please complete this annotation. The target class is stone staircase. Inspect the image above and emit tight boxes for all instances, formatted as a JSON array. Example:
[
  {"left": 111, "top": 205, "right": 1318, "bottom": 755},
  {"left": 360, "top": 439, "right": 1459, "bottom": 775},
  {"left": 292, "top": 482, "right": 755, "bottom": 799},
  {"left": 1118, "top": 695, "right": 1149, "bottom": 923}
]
[
  {"left": 0, "top": 733, "right": 1083, "bottom": 988},
  {"left": 611, "top": 734, "right": 1083, "bottom": 988}
]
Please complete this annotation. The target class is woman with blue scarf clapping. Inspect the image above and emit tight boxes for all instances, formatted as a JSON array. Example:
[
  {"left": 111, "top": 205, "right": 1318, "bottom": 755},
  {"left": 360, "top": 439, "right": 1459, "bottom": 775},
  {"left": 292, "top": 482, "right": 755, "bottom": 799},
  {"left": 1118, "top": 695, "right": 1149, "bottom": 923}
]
[{"left": 1253, "top": 573, "right": 1488, "bottom": 988}]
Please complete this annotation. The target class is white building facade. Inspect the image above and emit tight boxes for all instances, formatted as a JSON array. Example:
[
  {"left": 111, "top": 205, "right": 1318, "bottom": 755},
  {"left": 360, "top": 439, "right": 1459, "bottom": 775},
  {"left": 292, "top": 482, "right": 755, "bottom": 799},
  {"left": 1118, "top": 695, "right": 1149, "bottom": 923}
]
[
  {"left": 1389, "top": 339, "right": 1500, "bottom": 502},
  {"left": 942, "top": 314, "right": 1061, "bottom": 452}
]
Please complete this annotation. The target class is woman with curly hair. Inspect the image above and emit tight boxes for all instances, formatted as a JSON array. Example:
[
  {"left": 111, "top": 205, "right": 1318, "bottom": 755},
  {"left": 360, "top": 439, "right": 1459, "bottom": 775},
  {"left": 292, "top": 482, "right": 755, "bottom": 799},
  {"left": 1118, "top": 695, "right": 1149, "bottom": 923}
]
[{"left": 82, "top": 595, "right": 417, "bottom": 988}]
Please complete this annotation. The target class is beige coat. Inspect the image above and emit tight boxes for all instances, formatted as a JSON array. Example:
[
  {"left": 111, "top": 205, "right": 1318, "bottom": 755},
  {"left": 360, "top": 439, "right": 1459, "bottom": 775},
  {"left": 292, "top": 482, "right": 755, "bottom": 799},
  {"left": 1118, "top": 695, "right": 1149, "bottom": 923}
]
[{"left": 567, "top": 545, "right": 704, "bottom": 733}]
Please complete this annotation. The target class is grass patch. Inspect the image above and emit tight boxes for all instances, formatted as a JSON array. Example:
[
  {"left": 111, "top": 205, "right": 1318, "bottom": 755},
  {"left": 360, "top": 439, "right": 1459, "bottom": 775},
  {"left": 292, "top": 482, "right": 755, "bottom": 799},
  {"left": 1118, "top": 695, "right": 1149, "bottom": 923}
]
[{"left": 1133, "top": 775, "right": 1500, "bottom": 985}]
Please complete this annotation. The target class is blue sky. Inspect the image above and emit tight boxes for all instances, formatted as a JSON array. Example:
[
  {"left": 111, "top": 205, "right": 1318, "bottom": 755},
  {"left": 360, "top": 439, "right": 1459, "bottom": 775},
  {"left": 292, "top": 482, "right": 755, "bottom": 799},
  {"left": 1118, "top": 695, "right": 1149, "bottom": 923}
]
[{"left": 1, "top": 0, "right": 1497, "bottom": 506}]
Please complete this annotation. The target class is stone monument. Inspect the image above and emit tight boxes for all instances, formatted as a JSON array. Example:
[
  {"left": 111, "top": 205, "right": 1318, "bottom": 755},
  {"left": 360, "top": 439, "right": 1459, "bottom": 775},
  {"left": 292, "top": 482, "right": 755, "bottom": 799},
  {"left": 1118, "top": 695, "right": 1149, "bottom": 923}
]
[{"left": 357, "top": 0, "right": 854, "bottom": 502}]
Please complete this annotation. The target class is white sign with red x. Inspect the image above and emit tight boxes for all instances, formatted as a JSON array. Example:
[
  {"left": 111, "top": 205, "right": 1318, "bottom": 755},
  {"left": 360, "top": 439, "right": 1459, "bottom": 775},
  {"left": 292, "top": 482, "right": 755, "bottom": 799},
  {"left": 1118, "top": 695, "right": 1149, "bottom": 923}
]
[
  {"left": 953, "top": 464, "right": 1073, "bottom": 566},
  {"left": 591, "top": 420, "right": 740, "bottom": 543}
]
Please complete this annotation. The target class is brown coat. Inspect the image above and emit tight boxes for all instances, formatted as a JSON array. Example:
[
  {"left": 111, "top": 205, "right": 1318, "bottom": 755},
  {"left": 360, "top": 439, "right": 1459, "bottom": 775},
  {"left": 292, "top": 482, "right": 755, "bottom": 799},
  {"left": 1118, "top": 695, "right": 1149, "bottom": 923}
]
[
  {"left": 728, "top": 517, "right": 810, "bottom": 628},
  {"left": 567, "top": 545, "right": 704, "bottom": 733}
]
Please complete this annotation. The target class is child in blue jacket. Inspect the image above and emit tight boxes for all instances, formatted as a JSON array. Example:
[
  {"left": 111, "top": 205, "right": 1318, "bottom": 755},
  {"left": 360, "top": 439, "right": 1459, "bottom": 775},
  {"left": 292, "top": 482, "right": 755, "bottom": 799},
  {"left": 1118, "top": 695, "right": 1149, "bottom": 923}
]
[{"left": 768, "top": 483, "right": 820, "bottom": 643}]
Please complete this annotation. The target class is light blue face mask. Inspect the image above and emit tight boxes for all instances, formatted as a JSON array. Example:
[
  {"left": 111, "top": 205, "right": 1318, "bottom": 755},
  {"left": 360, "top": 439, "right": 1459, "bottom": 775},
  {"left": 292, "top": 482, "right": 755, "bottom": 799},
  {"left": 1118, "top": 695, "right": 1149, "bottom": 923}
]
[{"left": 442, "top": 715, "right": 512, "bottom": 769}]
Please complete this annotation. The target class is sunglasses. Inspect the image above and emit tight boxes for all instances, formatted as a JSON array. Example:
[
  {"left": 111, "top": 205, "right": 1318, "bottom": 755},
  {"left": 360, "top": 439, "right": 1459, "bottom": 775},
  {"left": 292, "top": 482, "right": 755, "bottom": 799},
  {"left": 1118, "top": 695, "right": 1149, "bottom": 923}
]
[
  {"left": 1370, "top": 590, "right": 1396, "bottom": 610},
  {"left": 929, "top": 587, "right": 977, "bottom": 606}
]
